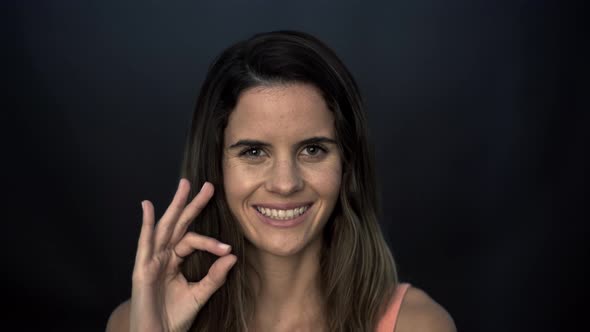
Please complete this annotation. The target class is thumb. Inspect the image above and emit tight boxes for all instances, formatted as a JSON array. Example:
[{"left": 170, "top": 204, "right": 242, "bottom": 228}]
[{"left": 191, "top": 254, "right": 237, "bottom": 308}]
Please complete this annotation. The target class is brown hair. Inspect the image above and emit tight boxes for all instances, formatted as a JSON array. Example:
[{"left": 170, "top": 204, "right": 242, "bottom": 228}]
[{"left": 180, "top": 30, "right": 398, "bottom": 331}]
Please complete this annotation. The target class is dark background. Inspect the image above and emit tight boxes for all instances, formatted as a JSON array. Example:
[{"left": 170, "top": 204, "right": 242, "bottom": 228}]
[{"left": 6, "top": 0, "right": 586, "bottom": 331}]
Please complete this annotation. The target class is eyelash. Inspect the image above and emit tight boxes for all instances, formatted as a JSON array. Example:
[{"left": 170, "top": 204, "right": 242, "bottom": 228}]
[
  {"left": 301, "top": 144, "right": 327, "bottom": 157},
  {"left": 238, "top": 144, "right": 328, "bottom": 159},
  {"left": 239, "top": 146, "right": 266, "bottom": 158}
]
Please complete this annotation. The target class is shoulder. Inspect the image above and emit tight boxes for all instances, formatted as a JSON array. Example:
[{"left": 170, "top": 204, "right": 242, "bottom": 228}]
[
  {"left": 105, "top": 299, "right": 130, "bottom": 332},
  {"left": 395, "top": 286, "right": 456, "bottom": 332}
]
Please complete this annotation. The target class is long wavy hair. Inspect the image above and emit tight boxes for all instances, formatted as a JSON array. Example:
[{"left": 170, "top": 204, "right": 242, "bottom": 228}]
[{"left": 180, "top": 30, "right": 398, "bottom": 331}]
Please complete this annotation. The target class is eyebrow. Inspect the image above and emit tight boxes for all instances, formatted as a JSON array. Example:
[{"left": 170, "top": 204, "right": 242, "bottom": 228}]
[{"left": 228, "top": 136, "right": 338, "bottom": 149}]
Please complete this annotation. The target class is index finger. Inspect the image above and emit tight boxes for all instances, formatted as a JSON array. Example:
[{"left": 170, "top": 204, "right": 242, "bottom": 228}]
[
  {"left": 152, "top": 178, "right": 191, "bottom": 252},
  {"left": 169, "top": 181, "right": 215, "bottom": 244}
]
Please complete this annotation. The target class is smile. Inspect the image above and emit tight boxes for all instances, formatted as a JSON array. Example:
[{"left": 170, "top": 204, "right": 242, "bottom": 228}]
[{"left": 255, "top": 205, "right": 311, "bottom": 220}]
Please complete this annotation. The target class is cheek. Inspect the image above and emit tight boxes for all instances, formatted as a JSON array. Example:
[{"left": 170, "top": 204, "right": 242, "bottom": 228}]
[
  {"left": 222, "top": 161, "right": 244, "bottom": 205},
  {"left": 222, "top": 159, "right": 264, "bottom": 205},
  {"left": 307, "top": 161, "right": 342, "bottom": 200},
  {"left": 326, "top": 171, "right": 342, "bottom": 199}
]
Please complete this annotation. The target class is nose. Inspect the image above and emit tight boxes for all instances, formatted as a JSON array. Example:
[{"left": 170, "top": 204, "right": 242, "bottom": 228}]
[{"left": 265, "top": 158, "right": 303, "bottom": 196}]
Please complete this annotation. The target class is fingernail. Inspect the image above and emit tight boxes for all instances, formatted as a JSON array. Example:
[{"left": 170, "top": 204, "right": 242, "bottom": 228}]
[
  {"left": 200, "top": 182, "right": 207, "bottom": 192},
  {"left": 218, "top": 243, "right": 231, "bottom": 250},
  {"left": 141, "top": 201, "right": 145, "bottom": 210},
  {"left": 179, "top": 178, "right": 183, "bottom": 187}
]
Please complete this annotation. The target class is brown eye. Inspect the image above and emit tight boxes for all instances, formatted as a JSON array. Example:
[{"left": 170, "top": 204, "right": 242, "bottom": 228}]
[
  {"left": 247, "top": 148, "right": 261, "bottom": 156},
  {"left": 306, "top": 146, "right": 319, "bottom": 155},
  {"left": 301, "top": 144, "right": 327, "bottom": 158},
  {"left": 239, "top": 146, "right": 266, "bottom": 159}
]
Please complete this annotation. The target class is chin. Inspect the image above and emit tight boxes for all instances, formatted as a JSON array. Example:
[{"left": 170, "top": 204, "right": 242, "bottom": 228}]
[{"left": 246, "top": 233, "right": 321, "bottom": 258}]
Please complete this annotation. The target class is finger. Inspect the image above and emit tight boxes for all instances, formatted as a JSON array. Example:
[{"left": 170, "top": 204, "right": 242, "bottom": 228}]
[
  {"left": 135, "top": 200, "right": 155, "bottom": 266},
  {"left": 169, "top": 182, "right": 214, "bottom": 244},
  {"left": 173, "top": 232, "right": 232, "bottom": 258},
  {"left": 190, "top": 254, "right": 237, "bottom": 308},
  {"left": 153, "top": 178, "right": 191, "bottom": 252}
]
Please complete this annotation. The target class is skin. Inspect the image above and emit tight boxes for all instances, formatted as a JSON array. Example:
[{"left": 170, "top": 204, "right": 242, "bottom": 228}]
[
  {"left": 105, "top": 82, "right": 457, "bottom": 332},
  {"left": 395, "top": 287, "right": 457, "bottom": 332},
  {"left": 125, "top": 181, "right": 237, "bottom": 332},
  {"left": 222, "top": 83, "right": 342, "bottom": 330}
]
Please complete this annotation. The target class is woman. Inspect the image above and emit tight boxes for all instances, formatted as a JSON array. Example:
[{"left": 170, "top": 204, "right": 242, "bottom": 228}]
[{"left": 107, "top": 30, "right": 456, "bottom": 332}]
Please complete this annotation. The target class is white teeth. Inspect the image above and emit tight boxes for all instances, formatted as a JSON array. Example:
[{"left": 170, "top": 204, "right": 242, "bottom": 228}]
[{"left": 256, "top": 205, "right": 309, "bottom": 220}]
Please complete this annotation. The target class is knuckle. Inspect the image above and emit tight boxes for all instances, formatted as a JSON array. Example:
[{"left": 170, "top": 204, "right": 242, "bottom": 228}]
[
  {"left": 205, "top": 237, "right": 218, "bottom": 248},
  {"left": 186, "top": 231, "right": 199, "bottom": 240},
  {"left": 183, "top": 232, "right": 199, "bottom": 244}
]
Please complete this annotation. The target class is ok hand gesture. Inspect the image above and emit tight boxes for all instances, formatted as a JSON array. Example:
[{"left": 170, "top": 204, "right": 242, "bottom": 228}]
[{"left": 129, "top": 179, "right": 237, "bottom": 332}]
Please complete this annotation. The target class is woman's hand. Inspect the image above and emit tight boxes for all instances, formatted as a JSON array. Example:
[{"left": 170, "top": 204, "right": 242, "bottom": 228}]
[{"left": 129, "top": 179, "right": 237, "bottom": 332}]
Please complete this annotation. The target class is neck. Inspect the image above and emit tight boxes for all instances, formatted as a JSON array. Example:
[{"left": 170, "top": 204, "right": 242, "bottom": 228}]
[{"left": 247, "top": 236, "right": 326, "bottom": 331}]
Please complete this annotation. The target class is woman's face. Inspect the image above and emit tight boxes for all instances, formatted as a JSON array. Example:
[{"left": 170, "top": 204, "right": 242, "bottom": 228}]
[{"left": 222, "top": 83, "right": 342, "bottom": 256}]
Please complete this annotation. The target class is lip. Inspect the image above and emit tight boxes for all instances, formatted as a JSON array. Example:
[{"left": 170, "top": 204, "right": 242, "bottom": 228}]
[{"left": 253, "top": 203, "right": 313, "bottom": 228}]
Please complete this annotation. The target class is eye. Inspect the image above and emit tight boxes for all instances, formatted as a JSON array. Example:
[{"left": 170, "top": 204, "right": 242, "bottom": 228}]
[
  {"left": 239, "top": 146, "right": 266, "bottom": 159},
  {"left": 301, "top": 144, "right": 327, "bottom": 158}
]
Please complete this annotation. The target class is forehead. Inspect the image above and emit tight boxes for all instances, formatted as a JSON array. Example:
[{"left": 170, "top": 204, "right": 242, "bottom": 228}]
[{"left": 224, "top": 83, "right": 335, "bottom": 142}]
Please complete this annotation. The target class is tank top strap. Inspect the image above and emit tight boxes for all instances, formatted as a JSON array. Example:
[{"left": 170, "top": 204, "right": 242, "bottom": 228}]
[{"left": 376, "top": 282, "right": 411, "bottom": 332}]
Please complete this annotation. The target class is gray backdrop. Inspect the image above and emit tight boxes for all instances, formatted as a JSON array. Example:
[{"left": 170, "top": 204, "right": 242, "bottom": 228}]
[{"left": 7, "top": 0, "right": 586, "bottom": 331}]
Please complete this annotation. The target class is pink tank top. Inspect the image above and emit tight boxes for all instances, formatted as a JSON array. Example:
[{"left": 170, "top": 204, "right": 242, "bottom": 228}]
[{"left": 376, "top": 283, "right": 410, "bottom": 332}]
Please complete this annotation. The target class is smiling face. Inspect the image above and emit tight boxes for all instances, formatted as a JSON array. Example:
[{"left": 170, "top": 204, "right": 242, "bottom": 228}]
[{"left": 222, "top": 83, "right": 342, "bottom": 257}]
